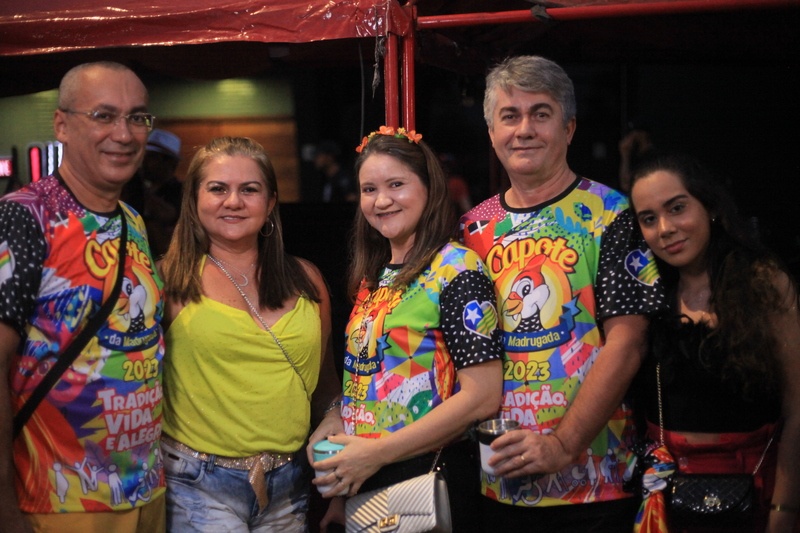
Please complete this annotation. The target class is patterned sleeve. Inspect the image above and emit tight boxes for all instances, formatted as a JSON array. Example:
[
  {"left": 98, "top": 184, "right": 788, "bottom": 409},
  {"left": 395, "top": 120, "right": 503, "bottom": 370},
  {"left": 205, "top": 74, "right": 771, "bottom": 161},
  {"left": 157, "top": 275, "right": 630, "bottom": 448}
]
[
  {"left": 0, "top": 200, "right": 46, "bottom": 334},
  {"left": 596, "top": 208, "right": 665, "bottom": 319},
  {"left": 439, "top": 269, "right": 504, "bottom": 370}
]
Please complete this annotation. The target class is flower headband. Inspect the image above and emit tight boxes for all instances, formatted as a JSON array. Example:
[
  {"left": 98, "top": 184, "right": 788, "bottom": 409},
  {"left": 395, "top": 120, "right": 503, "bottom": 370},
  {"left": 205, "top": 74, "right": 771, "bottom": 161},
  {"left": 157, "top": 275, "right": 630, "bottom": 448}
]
[{"left": 355, "top": 125, "right": 423, "bottom": 153}]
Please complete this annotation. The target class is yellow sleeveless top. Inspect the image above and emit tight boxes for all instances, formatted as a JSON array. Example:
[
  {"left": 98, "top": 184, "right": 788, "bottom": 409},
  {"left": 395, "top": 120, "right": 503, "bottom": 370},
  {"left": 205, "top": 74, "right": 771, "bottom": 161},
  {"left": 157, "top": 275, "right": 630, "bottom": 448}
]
[{"left": 163, "top": 291, "right": 321, "bottom": 456}]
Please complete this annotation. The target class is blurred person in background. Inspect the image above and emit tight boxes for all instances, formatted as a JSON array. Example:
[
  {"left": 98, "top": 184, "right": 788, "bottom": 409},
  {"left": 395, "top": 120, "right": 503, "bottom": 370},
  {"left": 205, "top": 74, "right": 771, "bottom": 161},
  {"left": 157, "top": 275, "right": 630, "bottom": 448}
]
[
  {"left": 123, "top": 128, "right": 183, "bottom": 258},
  {"left": 439, "top": 152, "right": 473, "bottom": 216},
  {"left": 313, "top": 140, "right": 357, "bottom": 203}
]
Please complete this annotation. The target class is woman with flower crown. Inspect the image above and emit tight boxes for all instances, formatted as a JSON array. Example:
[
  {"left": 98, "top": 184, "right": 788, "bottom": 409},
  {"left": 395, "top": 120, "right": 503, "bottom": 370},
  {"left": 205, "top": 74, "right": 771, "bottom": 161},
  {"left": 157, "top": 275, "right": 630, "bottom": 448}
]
[
  {"left": 308, "top": 126, "right": 505, "bottom": 532},
  {"left": 158, "top": 137, "right": 341, "bottom": 532}
]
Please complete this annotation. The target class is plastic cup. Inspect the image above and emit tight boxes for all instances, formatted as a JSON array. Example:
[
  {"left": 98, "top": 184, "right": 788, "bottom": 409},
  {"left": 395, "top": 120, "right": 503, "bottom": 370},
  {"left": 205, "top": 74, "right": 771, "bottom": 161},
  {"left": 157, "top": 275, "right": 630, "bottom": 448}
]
[
  {"left": 477, "top": 418, "right": 520, "bottom": 475},
  {"left": 312, "top": 439, "right": 348, "bottom": 495}
]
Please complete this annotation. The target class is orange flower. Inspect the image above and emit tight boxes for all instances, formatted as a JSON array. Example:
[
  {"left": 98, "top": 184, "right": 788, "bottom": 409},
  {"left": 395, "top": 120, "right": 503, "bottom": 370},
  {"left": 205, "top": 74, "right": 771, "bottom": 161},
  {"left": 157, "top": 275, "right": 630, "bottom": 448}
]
[
  {"left": 354, "top": 125, "right": 423, "bottom": 153},
  {"left": 405, "top": 130, "right": 422, "bottom": 143},
  {"left": 355, "top": 136, "right": 370, "bottom": 153}
]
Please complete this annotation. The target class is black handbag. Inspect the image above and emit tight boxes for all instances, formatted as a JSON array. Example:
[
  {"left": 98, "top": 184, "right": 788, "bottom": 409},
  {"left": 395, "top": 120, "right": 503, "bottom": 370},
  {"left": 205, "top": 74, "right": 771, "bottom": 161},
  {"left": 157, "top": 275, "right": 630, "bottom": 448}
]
[
  {"left": 655, "top": 364, "right": 773, "bottom": 529},
  {"left": 669, "top": 473, "right": 755, "bottom": 528}
]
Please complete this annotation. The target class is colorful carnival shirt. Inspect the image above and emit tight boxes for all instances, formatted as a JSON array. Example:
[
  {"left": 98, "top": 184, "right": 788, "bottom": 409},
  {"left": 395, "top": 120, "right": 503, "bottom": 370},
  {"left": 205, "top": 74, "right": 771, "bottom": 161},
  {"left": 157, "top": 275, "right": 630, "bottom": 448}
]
[
  {"left": 460, "top": 177, "right": 664, "bottom": 507},
  {"left": 342, "top": 242, "right": 502, "bottom": 437},
  {"left": 0, "top": 173, "right": 165, "bottom": 513}
]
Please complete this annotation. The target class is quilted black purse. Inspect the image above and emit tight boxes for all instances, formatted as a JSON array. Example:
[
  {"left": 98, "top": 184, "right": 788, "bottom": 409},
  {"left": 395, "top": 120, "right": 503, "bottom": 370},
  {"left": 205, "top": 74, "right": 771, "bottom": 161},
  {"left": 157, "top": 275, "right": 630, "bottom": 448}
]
[
  {"left": 655, "top": 364, "right": 773, "bottom": 529},
  {"left": 669, "top": 473, "right": 755, "bottom": 528}
]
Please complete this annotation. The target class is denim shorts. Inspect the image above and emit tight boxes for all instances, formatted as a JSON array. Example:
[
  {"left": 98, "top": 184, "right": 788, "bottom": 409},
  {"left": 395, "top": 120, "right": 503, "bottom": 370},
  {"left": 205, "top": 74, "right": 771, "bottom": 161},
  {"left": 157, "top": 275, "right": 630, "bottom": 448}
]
[{"left": 163, "top": 439, "right": 309, "bottom": 532}]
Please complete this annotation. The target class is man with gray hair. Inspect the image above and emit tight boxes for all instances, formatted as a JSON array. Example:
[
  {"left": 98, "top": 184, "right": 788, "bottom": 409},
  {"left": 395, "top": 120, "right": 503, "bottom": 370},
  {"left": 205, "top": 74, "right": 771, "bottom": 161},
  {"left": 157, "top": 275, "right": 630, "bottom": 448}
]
[
  {"left": 461, "top": 55, "right": 664, "bottom": 530},
  {"left": 0, "top": 61, "right": 165, "bottom": 532}
]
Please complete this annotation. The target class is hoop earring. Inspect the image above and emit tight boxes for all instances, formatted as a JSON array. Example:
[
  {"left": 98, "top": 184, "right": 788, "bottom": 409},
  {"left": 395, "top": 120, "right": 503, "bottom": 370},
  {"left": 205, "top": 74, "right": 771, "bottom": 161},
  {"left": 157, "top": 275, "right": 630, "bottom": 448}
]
[{"left": 260, "top": 219, "right": 275, "bottom": 237}]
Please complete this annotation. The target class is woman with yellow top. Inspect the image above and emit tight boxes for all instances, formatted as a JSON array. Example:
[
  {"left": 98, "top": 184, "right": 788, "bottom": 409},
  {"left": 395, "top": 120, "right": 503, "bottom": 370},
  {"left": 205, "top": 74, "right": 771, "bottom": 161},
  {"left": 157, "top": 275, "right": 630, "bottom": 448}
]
[{"left": 159, "top": 137, "right": 340, "bottom": 532}]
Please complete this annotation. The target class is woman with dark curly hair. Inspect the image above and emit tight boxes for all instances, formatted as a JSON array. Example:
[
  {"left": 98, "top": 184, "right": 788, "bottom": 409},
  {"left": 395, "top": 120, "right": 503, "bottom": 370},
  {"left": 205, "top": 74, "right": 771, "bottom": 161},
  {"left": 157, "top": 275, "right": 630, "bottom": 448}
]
[{"left": 629, "top": 153, "right": 800, "bottom": 532}]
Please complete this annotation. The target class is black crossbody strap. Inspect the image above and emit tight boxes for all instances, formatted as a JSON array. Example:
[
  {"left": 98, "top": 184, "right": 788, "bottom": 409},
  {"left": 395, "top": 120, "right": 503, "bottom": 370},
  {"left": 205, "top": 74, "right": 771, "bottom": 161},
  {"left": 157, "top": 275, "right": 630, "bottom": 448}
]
[{"left": 13, "top": 212, "right": 128, "bottom": 439}]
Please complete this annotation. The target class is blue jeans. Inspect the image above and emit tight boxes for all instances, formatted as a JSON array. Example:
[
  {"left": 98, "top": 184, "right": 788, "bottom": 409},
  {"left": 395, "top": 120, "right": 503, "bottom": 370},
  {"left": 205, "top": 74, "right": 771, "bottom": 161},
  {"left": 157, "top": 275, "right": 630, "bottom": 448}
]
[{"left": 163, "top": 440, "right": 309, "bottom": 532}]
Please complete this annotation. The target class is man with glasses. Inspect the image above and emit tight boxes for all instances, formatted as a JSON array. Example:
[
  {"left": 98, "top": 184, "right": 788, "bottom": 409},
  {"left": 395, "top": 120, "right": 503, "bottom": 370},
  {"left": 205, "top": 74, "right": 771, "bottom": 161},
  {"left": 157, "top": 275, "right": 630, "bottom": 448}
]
[{"left": 0, "top": 61, "right": 166, "bottom": 532}]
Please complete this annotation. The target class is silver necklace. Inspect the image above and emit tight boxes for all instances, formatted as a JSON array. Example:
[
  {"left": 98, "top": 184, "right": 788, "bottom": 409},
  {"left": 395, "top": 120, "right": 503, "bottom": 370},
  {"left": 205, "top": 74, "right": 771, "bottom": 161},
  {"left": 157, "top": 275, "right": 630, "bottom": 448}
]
[
  {"left": 206, "top": 253, "right": 309, "bottom": 396},
  {"left": 209, "top": 255, "right": 253, "bottom": 287}
]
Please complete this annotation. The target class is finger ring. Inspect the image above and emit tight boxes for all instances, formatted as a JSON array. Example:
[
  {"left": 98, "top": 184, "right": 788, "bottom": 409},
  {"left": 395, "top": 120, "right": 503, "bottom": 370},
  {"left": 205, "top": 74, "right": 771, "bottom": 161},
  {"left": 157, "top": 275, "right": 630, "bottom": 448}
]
[{"left": 519, "top": 454, "right": 526, "bottom": 464}]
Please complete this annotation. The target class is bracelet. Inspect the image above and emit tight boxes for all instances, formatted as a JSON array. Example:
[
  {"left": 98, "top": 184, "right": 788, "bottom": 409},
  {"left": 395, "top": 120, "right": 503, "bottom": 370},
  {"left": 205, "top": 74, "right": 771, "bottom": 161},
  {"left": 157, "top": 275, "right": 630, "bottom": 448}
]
[
  {"left": 770, "top": 503, "right": 800, "bottom": 513},
  {"left": 324, "top": 399, "right": 342, "bottom": 416}
]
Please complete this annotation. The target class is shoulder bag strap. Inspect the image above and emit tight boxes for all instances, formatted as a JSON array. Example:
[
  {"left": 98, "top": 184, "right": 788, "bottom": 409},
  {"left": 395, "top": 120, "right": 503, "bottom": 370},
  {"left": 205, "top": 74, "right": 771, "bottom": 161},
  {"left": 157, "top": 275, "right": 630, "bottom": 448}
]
[
  {"left": 13, "top": 212, "right": 128, "bottom": 439},
  {"left": 206, "top": 253, "right": 311, "bottom": 398},
  {"left": 429, "top": 448, "right": 444, "bottom": 473}
]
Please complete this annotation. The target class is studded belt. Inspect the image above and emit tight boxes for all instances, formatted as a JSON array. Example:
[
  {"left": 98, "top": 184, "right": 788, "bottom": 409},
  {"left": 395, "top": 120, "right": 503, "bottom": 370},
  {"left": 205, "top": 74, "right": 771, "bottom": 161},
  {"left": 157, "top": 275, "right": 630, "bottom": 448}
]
[
  {"left": 161, "top": 434, "right": 294, "bottom": 511},
  {"left": 162, "top": 434, "right": 294, "bottom": 471}
]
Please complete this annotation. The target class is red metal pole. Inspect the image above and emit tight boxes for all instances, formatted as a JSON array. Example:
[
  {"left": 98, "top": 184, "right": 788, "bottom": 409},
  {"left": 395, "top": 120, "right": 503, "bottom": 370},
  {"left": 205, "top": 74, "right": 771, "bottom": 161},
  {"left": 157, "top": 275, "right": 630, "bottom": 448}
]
[
  {"left": 402, "top": 4, "right": 417, "bottom": 131},
  {"left": 416, "top": 0, "right": 797, "bottom": 29},
  {"left": 417, "top": 10, "right": 534, "bottom": 29},
  {"left": 546, "top": 0, "right": 797, "bottom": 20},
  {"left": 384, "top": 32, "right": 400, "bottom": 128}
]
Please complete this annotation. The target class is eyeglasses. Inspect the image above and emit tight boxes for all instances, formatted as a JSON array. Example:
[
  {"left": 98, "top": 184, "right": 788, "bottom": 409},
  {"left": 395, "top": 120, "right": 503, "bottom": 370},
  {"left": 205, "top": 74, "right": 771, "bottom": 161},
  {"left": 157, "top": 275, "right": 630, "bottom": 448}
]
[{"left": 60, "top": 109, "right": 156, "bottom": 132}]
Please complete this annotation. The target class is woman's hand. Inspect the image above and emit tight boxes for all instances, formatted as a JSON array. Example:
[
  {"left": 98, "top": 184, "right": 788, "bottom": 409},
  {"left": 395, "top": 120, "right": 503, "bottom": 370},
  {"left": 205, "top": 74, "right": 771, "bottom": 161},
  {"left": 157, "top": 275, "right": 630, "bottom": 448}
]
[
  {"left": 306, "top": 409, "right": 344, "bottom": 464},
  {"left": 313, "top": 435, "right": 386, "bottom": 496}
]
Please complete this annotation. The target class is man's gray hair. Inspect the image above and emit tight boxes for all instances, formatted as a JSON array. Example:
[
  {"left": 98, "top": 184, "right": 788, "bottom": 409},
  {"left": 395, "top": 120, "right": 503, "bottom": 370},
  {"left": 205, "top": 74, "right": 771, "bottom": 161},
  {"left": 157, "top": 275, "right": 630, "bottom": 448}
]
[{"left": 483, "top": 55, "right": 576, "bottom": 129}]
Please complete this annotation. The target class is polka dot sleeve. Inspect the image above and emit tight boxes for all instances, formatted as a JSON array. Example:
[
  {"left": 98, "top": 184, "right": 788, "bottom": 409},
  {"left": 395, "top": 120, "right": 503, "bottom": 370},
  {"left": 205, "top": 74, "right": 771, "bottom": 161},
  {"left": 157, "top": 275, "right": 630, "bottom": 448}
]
[
  {"left": 0, "top": 200, "right": 47, "bottom": 335},
  {"left": 596, "top": 208, "right": 665, "bottom": 318},
  {"left": 439, "top": 269, "right": 504, "bottom": 370}
]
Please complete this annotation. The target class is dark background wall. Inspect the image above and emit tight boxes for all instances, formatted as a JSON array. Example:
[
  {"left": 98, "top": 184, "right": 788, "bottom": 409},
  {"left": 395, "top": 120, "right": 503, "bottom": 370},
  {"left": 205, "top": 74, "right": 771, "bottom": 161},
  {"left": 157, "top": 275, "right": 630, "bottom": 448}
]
[
  {"left": 290, "top": 59, "right": 799, "bottom": 270},
  {"left": 282, "top": 57, "right": 799, "bottom": 375}
]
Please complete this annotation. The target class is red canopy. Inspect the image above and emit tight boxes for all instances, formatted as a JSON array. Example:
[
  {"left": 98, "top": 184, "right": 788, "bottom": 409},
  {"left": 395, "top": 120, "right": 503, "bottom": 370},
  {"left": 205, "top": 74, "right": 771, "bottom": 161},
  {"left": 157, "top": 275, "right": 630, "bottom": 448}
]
[
  {"left": 1, "top": 0, "right": 797, "bottom": 126},
  {"left": 0, "top": 0, "right": 411, "bottom": 56}
]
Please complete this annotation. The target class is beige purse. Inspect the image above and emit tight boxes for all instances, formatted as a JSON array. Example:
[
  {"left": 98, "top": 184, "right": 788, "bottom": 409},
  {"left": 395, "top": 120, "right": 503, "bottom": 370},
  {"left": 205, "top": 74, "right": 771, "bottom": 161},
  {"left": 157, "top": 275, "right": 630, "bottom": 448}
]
[{"left": 345, "top": 470, "right": 451, "bottom": 533}]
